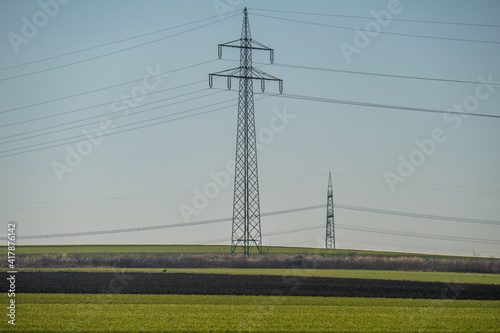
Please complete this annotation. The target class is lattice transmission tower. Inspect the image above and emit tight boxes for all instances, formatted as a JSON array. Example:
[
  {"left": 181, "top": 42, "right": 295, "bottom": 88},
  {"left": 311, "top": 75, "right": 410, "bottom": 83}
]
[
  {"left": 326, "top": 172, "right": 335, "bottom": 249},
  {"left": 209, "top": 8, "right": 283, "bottom": 255}
]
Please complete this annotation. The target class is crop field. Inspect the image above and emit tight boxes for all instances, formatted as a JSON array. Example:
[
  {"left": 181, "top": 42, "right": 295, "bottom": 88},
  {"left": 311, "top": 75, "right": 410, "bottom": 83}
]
[
  {"left": 0, "top": 244, "right": 478, "bottom": 258},
  {"left": 1, "top": 294, "right": 499, "bottom": 332},
  {"left": 3, "top": 245, "right": 498, "bottom": 331}
]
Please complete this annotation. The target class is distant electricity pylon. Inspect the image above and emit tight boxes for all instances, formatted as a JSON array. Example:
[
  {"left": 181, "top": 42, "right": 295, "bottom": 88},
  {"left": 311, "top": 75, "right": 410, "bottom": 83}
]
[
  {"left": 326, "top": 172, "right": 335, "bottom": 249},
  {"left": 209, "top": 8, "right": 283, "bottom": 256}
]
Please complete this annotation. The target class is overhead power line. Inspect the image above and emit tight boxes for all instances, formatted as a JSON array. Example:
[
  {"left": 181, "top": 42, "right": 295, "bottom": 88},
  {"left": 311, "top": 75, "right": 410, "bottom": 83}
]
[
  {"left": 3, "top": 84, "right": 499, "bottom": 158},
  {"left": 0, "top": 94, "right": 275, "bottom": 158},
  {"left": 191, "top": 221, "right": 500, "bottom": 246},
  {"left": 0, "top": 59, "right": 218, "bottom": 115},
  {"left": 4, "top": 55, "right": 495, "bottom": 119},
  {"left": 0, "top": 80, "right": 206, "bottom": 130},
  {"left": 187, "top": 225, "right": 327, "bottom": 245},
  {"left": 4, "top": 84, "right": 499, "bottom": 158},
  {"left": 224, "top": 58, "right": 500, "bottom": 87},
  {"left": 335, "top": 204, "right": 500, "bottom": 226},
  {"left": 218, "top": 87, "right": 500, "bottom": 119},
  {"left": 328, "top": 169, "right": 500, "bottom": 195},
  {"left": 248, "top": 8, "right": 500, "bottom": 28},
  {"left": 261, "top": 223, "right": 500, "bottom": 245},
  {"left": 0, "top": 91, "right": 240, "bottom": 158},
  {"left": 0, "top": 12, "right": 240, "bottom": 82},
  {"left": 336, "top": 224, "right": 500, "bottom": 245},
  {"left": 269, "top": 62, "right": 500, "bottom": 86},
  {"left": 252, "top": 13, "right": 500, "bottom": 45},
  {"left": 0, "top": 13, "right": 234, "bottom": 73},
  {"left": 0, "top": 173, "right": 324, "bottom": 211},
  {"left": 0, "top": 88, "right": 213, "bottom": 145},
  {"left": 15, "top": 203, "right": 499, "bottom": 240},
  {"left": 17, "top": 204, "right": 321, "bottom": 240},
  {"left": 266, "top": 92, "right": 500, "bottom": 119}
]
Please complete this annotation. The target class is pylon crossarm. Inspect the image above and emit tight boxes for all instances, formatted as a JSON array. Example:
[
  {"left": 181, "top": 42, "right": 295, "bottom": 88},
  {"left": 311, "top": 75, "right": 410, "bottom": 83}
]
[
  {"left": 210, "top": 74, "right": 281, "bottom": 81},
  {"left": 209, "top": 67, "right": 243, "bottom": 77},
  {"left": 251, "top": 68, "right": 281, "bottom": 81},
  {"left": 210, "top": 74, "right": 282, "bottom": 82},
  {"left": 250, "top": 39, "right": 273, "bottom": 50},
  {"left": 209, "top": 68, "right": 282, "bottom": 92},
  {"left": 219, "top": 39, "right": 241, "bottom": 47},
  {"left": 220, "top": 43, "right": 272, "bottom": 51},
  {"left": 219, "top": 39, "right": 272, "bottom": 50},
  {"left": 218, "top": 39, "right": 274, "bottom": 63},
  {"left": 209, "top": 68, "right": 282, "bottom": 81}
]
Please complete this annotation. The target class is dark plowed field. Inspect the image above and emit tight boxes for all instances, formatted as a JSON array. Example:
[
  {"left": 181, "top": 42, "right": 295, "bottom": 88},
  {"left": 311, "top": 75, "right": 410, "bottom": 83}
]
[{"left": 4, "top": 272, "right": 499, "bottom": 300}]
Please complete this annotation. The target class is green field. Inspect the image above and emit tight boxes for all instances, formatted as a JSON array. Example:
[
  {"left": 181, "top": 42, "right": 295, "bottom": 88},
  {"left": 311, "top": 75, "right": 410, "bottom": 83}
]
[
  {"left": 2, "top": 244, "right": 479, "bottom": 259},
  {"left": 2, "top": 294, "right": 498, "bottom": 332},
  {"left": 4, "top": 245, "right": 498, "bottom": 331},
  {"left": 8, "top": 267, "right": 500, "bottom": 285}
]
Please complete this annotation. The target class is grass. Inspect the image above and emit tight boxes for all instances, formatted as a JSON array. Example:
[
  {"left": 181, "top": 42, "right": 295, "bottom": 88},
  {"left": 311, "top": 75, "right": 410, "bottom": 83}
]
[
  {"left": 6, "top": 267, "right": 500, "bottom": 285},
  {"left": 2, "top": 293, "right": 498, "bottom": 332},
  {"left": 1, "top": 244, "right": 481, "bottom": 259}
]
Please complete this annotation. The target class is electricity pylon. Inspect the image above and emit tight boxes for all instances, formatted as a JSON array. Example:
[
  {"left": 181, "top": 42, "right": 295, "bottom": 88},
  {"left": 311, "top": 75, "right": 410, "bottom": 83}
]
[
  {"left": 209, "top": 8, "right": 283, "bottom": 255},
  {"left": 326, "top": 172, "right": 335, "bottom": 249}
]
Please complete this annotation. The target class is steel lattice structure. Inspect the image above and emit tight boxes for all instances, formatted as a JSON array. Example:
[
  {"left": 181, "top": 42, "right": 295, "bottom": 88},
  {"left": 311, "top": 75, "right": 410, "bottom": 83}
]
[
  {"left": 209, "top": 8, "right": 282, "bottom": 255},
  {"left": 326, "top": 172, "right": 335, "bottom": 249}
]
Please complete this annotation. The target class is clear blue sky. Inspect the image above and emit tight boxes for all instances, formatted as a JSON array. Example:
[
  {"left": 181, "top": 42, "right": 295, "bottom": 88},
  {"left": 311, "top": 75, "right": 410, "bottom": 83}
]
[{"left": 1, "top": 0, "right": 499, "bottom": 256}]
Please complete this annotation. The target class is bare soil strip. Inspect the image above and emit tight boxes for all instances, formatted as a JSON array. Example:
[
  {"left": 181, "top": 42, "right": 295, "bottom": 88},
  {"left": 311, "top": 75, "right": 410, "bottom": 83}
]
[{"left": 4, "top": 272, "right": 500, "bottom": 300}]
